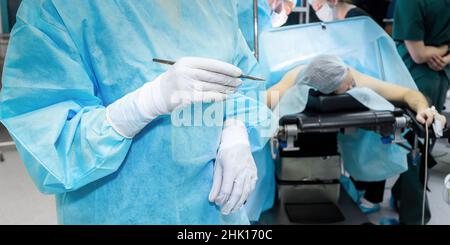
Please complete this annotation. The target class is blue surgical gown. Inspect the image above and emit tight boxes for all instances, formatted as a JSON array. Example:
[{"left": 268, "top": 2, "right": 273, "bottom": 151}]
[
  {"left": 0, "top": 0, "right": 274, "bottom": 225},
  {"left": 238, "top": 0, "right": 276, "bottom": 222},
  {"left": 238, "top": 0, "right": 272, "bottom": 52}
]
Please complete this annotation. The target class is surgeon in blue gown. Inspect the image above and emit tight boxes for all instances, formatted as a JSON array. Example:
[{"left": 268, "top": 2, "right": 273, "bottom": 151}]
[
  {"left": 0, "top": 1, "right": 275, "bottom": 224},
  {"left": 238, "top": 0, "right": 297, "bottom": 52},
  {"left": 237, "top": 0, "right": 297, "bottom": 222},
  {"left": 238, "top": 0, "right": 272, "bottom": 53}
]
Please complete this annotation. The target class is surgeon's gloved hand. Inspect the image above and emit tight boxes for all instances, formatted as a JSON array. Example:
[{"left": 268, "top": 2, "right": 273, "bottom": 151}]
[
  {"left": 156, "top": 57, "right": 243, "bottom": 114},
  {"left": 106, "top": 57, "right": 243, "bottom": 138},
  {"left": 209, "top": 119, "right": 258, "bottom": 215}
]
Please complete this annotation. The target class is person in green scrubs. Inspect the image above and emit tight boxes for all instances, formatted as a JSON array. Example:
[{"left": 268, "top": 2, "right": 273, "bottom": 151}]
[
  {"left": 392, "top": 0, "right": 450, "bottom": 225},
  {"left": 393, "top": 0, "right": 450, "bottom": 112}
]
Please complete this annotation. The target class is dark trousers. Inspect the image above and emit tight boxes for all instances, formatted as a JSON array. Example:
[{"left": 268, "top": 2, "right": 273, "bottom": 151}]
[
  {"left": 391, "top": 131, "right": 436, "bottom": 225},
  {"left": 351, "top": 178, "right": 386, "bottom": 204}
]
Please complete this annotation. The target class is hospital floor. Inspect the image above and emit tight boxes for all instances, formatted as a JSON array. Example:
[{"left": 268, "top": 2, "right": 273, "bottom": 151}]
[
  {"left": 1, "top": 129, "right": 449, "bottom": 225},
  {"left": 367, "top": 154, "right": 450, "bottom": 225},
  {"left": 0, "top": 124, "right": 56, "bottom": 225}
]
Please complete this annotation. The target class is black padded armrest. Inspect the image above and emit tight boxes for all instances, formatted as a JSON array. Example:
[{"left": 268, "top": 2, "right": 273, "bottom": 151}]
[
  {"left": 280, "top": 110, "right": 400, "bottom": 132},
  {"left": 280, "top": 91, "right": 450, "bottom": 137},
  {"left": 305, "top": 90, "right": 369, "bottom": 113}
]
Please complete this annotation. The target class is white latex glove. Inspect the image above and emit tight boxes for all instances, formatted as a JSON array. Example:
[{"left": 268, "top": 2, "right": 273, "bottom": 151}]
[
  {"left": 157, "top": 57, "right": 243, "bottom": 113},
  {"left": 106, "top": 57, "right": 243, "bottom": 138},
  {"left": 209, "top": 119, "right": 258, "bottom": 215}
]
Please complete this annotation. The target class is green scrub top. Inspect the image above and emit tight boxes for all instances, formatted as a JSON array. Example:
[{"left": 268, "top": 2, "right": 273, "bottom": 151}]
[{"left": 393, "top": 0, "right": 450, "bottom": 112}]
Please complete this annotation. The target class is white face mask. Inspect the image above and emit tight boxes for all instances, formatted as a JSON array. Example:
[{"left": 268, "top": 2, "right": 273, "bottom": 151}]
[
  {"left": 315, "top": 3, "right": 334, "bottom": 22},
  {"left": 290, "top": 0, "right": 298, "bottom": 7},
  {"left": 271, "top": 8, "right": 288, "bottom": 27}
]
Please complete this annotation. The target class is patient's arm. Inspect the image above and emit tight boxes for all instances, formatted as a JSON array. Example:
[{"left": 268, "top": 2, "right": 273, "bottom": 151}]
[
  {"left": 350, "top": 68, "right": 442, "bottom": 126},
  {"left": 266, "top": 66, "right": 304, "bottom": 109},
  {"left": 404, "top": 40, "right": 448, "bottom": 64}
]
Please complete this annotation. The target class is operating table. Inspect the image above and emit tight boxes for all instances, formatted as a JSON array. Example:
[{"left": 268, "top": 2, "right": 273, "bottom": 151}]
[{"left": 259, "top": 91, "right": 449, "bottom": 225}]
